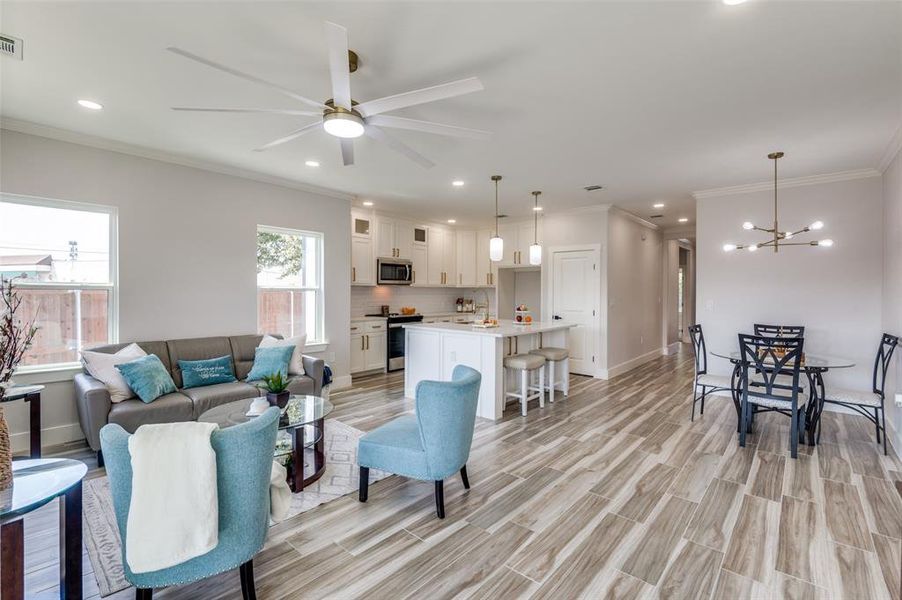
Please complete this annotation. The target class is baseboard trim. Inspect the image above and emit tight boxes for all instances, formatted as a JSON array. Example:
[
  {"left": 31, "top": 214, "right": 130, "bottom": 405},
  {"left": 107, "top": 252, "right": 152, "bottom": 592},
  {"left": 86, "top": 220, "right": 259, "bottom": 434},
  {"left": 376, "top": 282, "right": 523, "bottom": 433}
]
[
  {"left": 10, "top": 422, "right": 85, "bottom": 454},
  {"left": 330, "top": 375, "right": 353, "bottom": 391},
  {"left": 606, "top": 349, "right": 662, "bottom": 379}
]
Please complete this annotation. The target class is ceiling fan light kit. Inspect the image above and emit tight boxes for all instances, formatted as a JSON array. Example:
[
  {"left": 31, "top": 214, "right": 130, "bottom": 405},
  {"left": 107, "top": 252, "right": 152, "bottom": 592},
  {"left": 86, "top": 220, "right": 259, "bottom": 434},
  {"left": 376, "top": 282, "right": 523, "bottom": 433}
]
[
  {"left": 168, "top": 21, "right": 489, "bottom": 168},
  {"left": 489, "top": 175, "right": 504, "bottom": 262},
  {"left": 722, "top": 152, "right": 833, "bottom": 253}
]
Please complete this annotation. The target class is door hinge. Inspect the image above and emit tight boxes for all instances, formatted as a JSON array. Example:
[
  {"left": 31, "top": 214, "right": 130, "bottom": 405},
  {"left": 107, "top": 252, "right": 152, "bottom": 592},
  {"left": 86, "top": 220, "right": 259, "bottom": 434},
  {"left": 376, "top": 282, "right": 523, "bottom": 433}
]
[
  {"left": 592, "top": 309, "right": 596, "bottom": 316},
  {"left": 593, "top": 263, "right": 596, "bottom": 271},
  {"left": 592, "top": 355, "right": 595, "bottom": 363}
]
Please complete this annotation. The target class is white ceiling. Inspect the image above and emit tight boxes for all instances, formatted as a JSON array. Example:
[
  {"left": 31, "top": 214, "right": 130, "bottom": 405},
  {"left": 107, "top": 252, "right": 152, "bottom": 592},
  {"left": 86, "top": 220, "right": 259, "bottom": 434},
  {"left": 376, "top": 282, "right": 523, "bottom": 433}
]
[{"left": 2, "top": 1, "right": 900, "bottom": 229}]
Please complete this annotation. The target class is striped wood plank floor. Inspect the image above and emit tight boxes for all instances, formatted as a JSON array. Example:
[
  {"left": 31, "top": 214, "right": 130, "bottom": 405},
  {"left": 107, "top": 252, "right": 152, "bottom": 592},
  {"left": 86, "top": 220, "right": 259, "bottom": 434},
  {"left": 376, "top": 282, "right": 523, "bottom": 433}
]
[{"left": 16, "top": 346, "right": 902, "bottom": 599}]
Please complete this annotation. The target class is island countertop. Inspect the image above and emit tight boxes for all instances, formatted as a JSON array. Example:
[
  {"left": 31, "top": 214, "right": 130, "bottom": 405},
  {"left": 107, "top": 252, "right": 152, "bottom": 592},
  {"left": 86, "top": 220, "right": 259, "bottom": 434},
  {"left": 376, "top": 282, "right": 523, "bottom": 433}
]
[{"left": 402, "top": 319, "right": 573, "bottom": 338}]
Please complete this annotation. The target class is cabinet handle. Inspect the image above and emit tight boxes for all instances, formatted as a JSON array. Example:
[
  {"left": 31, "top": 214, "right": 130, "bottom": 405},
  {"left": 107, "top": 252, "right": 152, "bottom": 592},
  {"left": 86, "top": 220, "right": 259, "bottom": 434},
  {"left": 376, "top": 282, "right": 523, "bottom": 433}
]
[
  {"left": 413, "top": 270, "right": 416, "bottom": 284},
  {"left": 365, "top": 335, "right": 369, "bottom": 350},
  {"left": 352, "top": 266, "right": 356, "bottom": 282},
  {"left": 361, "top": 336, "right": 365, "bottom": 351},
  {"left": 351, "top": 326, "right": 358, "bottom": 331}
]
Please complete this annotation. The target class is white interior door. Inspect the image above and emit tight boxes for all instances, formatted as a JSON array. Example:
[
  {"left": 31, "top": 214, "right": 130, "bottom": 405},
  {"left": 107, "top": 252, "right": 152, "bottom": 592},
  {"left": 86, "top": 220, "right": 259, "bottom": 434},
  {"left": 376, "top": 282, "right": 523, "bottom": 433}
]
[{"left": 551, "top": 249, "right": 599, "bottom": 375}]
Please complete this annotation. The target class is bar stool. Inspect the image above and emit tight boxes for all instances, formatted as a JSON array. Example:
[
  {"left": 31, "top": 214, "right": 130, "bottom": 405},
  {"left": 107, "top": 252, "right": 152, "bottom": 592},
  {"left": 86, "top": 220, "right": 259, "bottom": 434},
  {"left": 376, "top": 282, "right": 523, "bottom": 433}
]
[
  {"left": 529, "top": 347, "right": 570, "bottom": 403},
  {"left": 503, "top": 354, "right": 546, "bottom": 417}
]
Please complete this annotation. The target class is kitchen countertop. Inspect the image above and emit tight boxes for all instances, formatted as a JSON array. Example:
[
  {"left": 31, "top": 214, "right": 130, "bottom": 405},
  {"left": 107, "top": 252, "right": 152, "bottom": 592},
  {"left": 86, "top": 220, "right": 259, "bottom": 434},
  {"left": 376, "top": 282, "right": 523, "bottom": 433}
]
[{"left": 402, "top": 320, "right": 574, "bottom": 338}]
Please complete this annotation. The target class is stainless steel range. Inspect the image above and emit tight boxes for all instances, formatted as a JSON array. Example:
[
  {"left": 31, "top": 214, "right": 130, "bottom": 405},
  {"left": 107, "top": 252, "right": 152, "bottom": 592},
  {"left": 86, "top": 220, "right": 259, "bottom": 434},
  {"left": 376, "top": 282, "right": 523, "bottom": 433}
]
[{"left": 364, "top": 312, "right": 424, "bottom": 371}]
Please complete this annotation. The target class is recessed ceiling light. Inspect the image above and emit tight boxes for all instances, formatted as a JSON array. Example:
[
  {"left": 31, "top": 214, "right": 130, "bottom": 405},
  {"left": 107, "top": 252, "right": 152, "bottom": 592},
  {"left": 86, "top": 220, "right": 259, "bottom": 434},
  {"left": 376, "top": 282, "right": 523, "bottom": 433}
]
[
  {"left": 362, "top": 201, "right": 374, "bottom": 207},
  {"left": 678, "top": 217, "right": 689, "bottom": 223},
  {"left": 447, "top": 219, "right": 457, "bottom": 224},
  {"left": 723, "top": 0, "right": 747, "bottom": 5},
  {"left": 452, "top": 180, "right": 465, "bottom": 187},
  {"left": 77, "top": 99, "right": 103, "bottom": 110},
  {"left": 305, "top": 160, "right": 320, "bottom": 167},
  {"left": 653, "top": 203, "right": 665, "bottom": 209},
  {"left": 533, "top": 206, "right": 543, "bottom": 212}
]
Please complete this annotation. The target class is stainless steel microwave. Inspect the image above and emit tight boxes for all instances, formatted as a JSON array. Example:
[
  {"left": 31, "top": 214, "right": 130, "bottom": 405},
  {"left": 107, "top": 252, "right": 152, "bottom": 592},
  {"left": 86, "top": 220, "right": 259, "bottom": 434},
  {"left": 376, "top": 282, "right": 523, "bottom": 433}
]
[{"left": 377, "top": 258, "right": 413, "bottom": 285}]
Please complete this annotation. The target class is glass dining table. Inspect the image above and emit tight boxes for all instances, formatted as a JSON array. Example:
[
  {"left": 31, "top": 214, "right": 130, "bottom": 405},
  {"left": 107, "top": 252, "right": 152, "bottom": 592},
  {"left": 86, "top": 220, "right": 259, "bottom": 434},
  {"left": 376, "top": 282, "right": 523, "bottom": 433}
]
[{"left": 710, "top": 350, "right": 855, "bottom": 445}]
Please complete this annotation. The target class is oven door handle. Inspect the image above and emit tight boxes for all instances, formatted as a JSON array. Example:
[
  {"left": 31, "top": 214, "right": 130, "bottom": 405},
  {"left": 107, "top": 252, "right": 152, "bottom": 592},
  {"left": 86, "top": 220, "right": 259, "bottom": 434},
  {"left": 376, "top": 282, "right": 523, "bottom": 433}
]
[{"left": 389, "top": 323, "right": 404, "bottom": 329}]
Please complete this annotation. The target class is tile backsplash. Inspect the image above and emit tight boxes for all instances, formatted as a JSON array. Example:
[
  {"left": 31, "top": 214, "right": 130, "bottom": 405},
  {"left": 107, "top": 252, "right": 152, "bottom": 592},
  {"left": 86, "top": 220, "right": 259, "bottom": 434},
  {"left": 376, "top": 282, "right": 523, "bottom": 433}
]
[{"left": 352, "top": 286, "right": 496, "bottom": 316}]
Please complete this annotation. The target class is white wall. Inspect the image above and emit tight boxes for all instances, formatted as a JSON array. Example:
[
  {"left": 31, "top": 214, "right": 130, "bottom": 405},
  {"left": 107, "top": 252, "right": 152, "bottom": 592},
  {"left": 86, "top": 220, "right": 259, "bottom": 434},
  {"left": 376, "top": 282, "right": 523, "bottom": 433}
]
[
  {"left": 0, "top": 129, "right": 351, "bottom": 451},
  {"left": 697, "top": 176, "right": 884, "bottom": 395},
  {"left": 607, "top": 209, "right": 664, "bottom": 374},
  {"left": 883, "top": 143, "right": 902, "bottom": 450}
]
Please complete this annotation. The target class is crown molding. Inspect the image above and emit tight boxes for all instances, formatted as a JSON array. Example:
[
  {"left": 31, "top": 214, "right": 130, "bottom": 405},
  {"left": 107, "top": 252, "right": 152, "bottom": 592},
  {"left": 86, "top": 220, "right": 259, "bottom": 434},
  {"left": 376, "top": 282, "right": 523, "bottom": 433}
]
[
  {"left": 692, "top": 168, "right": 882, "bottom": 200},
  {"left": 611, "top": 206, "right": 659, "bottom": 231},
  {"left": 879, "top": 124, "right": 902, "bottom": 174},
  {"left": 0, "top": 117, "right": 355, "bottom": 202}
]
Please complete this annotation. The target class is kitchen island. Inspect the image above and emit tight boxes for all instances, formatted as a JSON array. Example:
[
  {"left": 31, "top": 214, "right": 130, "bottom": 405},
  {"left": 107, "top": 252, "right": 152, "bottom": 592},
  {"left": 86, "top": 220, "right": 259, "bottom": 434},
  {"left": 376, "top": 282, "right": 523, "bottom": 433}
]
[{"left": 403, "top": 320, "right": 574, "bottom": 420}]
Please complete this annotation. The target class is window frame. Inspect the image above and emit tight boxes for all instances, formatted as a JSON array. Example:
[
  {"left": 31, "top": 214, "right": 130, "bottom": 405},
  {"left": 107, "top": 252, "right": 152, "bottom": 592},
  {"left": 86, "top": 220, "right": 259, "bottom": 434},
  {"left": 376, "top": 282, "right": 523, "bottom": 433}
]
[
  {"left": 1, "top": 193, "right": 119, "bottom": 373},
  {"left": 256, "top": 224, "right": 325, "bottom": 345}
]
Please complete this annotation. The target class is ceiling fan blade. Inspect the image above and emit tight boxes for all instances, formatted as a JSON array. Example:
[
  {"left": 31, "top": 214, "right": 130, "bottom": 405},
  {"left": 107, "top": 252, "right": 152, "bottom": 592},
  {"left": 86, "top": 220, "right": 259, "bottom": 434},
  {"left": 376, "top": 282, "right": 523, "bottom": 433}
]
[
  {"left": 366, "top": 115, "right": 491, "bottom": 140},
  {"left": 167, "top": 47, "right": 327, "bottom": 111},
  {"left": 355, "top": 77, "right": 484, "bottom": 117},
  {"left": 172, "top": 107, "right": 321, "bottom": 116},
  {"left": 325, "top": 22, "right": 352, "bottom": 110},
  {"left": 254, "top": 121, "right": 321, "bottom": 151},
  {"left": 340, "top": 138, "right": 355, "bottom": 166},
  {"left": 366, "top": 126, "right": 434, "bottom": 169}
]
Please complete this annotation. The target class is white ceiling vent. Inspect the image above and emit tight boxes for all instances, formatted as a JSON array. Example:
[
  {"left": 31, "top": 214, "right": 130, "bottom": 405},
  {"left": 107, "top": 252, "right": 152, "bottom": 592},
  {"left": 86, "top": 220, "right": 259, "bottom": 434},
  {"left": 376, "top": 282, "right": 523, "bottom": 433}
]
[{"left": 0, "top": 34, "right": 23, "bottom": 60}]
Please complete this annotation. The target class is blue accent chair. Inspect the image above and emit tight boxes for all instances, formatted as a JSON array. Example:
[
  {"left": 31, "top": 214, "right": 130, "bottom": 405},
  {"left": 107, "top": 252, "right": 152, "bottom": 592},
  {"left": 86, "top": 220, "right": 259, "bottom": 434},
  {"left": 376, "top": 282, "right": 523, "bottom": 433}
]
[
  {"left": 357, "top": 365, "right": 481, "bottom": 518},
  {"left": 100, "top": 407, "right": 280, "bottom": 600}
]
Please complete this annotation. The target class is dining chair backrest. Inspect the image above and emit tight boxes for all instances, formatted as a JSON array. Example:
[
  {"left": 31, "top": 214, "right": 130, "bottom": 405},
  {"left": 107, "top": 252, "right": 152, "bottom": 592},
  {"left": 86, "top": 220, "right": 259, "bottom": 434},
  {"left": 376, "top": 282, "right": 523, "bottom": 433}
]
[
  {"left": 688, "top": 324, "right": 708, "bottom": 375},
  {"left": 753, "top": 324, "right": 805, "bottom": 338},
  {"left": 872, "top": 333, "right": 899, "bottom": 396},
  {"left": 737, "top": 333, "right": 804, "bottom": 401}
]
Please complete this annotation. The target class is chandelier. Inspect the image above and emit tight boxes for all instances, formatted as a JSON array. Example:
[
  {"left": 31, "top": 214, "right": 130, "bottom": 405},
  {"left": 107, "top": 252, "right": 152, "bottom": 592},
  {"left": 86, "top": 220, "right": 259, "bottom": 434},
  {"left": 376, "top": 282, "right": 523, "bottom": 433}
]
[{"left": 723, "top": 152, "right": 833, "bottom": 253}]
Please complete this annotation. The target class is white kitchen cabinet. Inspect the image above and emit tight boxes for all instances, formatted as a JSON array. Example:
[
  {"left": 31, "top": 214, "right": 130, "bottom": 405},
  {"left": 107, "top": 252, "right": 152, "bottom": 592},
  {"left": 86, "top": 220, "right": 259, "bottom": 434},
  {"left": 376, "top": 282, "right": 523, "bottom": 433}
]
[
  {"left": 351, "top": 236, "right": 374, "bottom": 285},
  {"left": 350, "top": 331, "right": 366, "bottom": 373},
  {"left": 427, "top": 226, "right": 456, "bottom": 286},
  {"left": 496, "top": 220, "right": 542, "bottom": 266},
  {"left": 455, "top": 230, "right": 477, "bottom": 287},
  {"left": 476, "top": 229, "right": 497, "bottom": 286},
  {"left": 411, "top": 243, "right": 428, "bottom": 286},
  {"left": 364, "top": 331, "right": 387, "bottom": 371},
  {"left": 350, "top": 321, "right": 387, "bottom": 374},
  {"left": 375, "top": 216, "right": 417, "bottom": 259}
]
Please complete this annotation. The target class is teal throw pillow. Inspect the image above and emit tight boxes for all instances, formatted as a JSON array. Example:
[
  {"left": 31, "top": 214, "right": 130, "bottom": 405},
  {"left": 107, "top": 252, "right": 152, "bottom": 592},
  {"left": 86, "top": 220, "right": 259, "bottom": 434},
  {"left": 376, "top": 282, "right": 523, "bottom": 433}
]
[
  {"left": 178, "top": 355, "right": 236, "bottom": 389},
  {"left": 115, "top": 354, "right": 177, "bottom": 403},
  {"left": 246, "top": 345, "right": 295, "bottom": 382}
]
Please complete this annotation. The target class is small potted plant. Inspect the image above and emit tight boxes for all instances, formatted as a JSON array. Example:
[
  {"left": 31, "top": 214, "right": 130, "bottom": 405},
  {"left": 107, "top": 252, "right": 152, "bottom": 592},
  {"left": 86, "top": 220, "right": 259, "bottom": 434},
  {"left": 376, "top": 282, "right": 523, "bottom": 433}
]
[{"left": 259, "top": 372, "right": 291, "bottom": 409}]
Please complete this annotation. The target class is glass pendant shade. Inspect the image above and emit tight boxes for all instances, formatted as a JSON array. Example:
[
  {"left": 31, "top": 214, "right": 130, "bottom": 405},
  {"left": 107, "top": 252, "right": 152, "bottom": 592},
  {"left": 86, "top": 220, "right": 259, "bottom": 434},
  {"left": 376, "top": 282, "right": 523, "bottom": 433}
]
[
  {"left": 529, "top": 243, "right": 542, "bottom": 265},
  {"left": 489, "top": 236, "right": 504, "bottom": 262}
]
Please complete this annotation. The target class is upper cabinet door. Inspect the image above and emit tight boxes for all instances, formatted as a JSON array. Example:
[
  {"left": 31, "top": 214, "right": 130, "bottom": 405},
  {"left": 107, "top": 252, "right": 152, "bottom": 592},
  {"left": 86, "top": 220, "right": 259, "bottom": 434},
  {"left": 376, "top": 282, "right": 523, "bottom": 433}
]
[
  {"left": 411, "top": 243, "right": 428, "bottom": 286},
  {"left": 375, "top": 217, "right": 396, "bottom": 258},
  {"left": 476, "top": 229, "right": 496, "bottom": 286},
  {"left": 426, "top": 226, "right": 444, "bottom": 285},
  {"left": 456, "top": 230, "right": 477, "bottom": 287},
  {"left": 442, "top": 229, "right": 457, "bottom": 286},
  {"left": 395, "top": 220, "right": 414, "bottom": 259},
  {"left": 351, "top": 236, "right": 374, "bottom": 285},
  {"left": 498, "top": 222, "right": 518, "bottom": 265}
]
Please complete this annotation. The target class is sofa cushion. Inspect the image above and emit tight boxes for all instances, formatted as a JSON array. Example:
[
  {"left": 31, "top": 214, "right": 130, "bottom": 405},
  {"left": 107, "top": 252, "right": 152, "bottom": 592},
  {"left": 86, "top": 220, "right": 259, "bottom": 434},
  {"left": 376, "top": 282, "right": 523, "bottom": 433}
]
[
  {"left": 179, "top": 355, "right": 237, "bottom": 389},
  {"left": 181, "top": 381, "right": 262, "bottom": 418},
  {"left": 286, "top": 375, "right": 315, "bottom": 396},
  {"left": 83, "top": 341, "right": 172, "bottom": 374},
  {"left": 246, "top": 346, "right": 294, "bottom": 381},
  {"left": 116, "top": 355, "right": 179, "bottom": 403},
  {"left": 108, "top": 392, "right": 194, "bottom": 433},
  {"left": 230, "top": 334, "right": 266, "bottom": 380},
  {"left": 167, "top": 337, "right": 235, "bottom": 388}
]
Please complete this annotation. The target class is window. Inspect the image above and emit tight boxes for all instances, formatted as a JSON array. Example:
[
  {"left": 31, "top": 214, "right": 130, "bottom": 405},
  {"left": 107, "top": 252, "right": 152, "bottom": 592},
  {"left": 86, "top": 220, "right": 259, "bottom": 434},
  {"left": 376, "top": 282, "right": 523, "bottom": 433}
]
[
  {"left": 257, "top": 226, "right": 324, "bottom": 343},
  {"left": 0, "top": 195, "right": 117, "bottom": 369}
]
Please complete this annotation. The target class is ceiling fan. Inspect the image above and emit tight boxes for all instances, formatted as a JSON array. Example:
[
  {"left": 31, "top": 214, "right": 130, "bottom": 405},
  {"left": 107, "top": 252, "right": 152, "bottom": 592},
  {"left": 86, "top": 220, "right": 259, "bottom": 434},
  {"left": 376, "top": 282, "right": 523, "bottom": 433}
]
[{"left": 167, "top": 21, "right": 490, "bottom": 168}]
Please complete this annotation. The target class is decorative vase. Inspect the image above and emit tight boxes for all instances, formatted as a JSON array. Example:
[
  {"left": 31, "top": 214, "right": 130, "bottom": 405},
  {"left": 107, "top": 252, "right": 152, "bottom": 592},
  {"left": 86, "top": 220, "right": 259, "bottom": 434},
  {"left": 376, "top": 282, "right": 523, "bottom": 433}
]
[
  {"left": 0, "top": 406, "right": 12, "bottom": 491},
  {"left": 267, "top": 391, "right": 290, "bottom": 409}
]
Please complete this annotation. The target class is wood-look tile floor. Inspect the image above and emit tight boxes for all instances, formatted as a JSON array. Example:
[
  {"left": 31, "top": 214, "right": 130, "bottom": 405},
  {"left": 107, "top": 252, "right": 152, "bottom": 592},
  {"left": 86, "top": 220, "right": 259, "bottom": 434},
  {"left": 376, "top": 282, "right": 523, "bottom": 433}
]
[{"left": 18, "top": 346, "right": 902, "bottom": 599}]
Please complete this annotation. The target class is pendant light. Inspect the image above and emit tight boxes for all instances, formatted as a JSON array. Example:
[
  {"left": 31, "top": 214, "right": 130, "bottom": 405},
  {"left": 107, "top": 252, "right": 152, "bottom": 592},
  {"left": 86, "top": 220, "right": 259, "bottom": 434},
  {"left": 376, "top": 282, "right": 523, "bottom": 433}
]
[
  {"left": 489, "top": 175, "right": 504, "bottom": 262},
  {"left": 529, "top": 191, "right": 542, "bottom": 265}
]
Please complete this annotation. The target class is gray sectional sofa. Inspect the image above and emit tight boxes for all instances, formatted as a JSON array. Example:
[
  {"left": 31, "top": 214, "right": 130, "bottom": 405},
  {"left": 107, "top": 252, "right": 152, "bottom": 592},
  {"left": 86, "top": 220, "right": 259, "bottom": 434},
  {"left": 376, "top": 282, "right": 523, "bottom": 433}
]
[{"left": 74, "top": 334, "right": 323, "bottom": 464}]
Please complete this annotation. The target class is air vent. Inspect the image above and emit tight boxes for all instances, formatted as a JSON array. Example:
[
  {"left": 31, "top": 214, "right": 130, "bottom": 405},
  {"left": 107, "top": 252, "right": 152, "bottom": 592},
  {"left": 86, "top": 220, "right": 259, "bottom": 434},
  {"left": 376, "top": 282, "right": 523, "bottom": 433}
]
[
  {"left": 649, "top": 214, "right": 664, "bottom": 219},
  {"left": 583, "top": 185, "right": 604, "bottom": 192},
  {"left": 0, "top": 34, "right": 23, "bottom": 60}
]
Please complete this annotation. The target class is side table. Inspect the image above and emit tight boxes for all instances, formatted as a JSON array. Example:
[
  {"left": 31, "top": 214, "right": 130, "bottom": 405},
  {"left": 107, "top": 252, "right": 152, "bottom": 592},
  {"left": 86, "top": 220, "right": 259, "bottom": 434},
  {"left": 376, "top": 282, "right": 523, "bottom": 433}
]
[{"left": 2, "top": 385, "right": 46, "bottom": 458}]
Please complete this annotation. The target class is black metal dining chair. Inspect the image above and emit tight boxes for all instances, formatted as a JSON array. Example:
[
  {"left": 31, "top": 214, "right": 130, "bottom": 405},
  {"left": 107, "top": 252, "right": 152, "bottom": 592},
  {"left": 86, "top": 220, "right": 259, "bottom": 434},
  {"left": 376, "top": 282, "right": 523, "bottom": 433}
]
[
  {"left": 819, "top": 333, "right": 899, "bottom": 454},
  {"left": 688, "top": 324, "right": 732, "bottom": 421},
  {"left": 738, "top": 333, "right": 807, "bottom": 458},
  {"left": 753, "top": 324, "right": 805, "bottom": 338}
]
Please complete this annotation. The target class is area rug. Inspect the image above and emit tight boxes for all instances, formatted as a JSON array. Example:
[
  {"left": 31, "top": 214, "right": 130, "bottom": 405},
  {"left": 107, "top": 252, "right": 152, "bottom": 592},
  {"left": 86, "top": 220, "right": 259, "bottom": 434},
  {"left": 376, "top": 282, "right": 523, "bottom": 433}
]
[{"left": 83, "top": 418, "right": 389, "bottom": 597}]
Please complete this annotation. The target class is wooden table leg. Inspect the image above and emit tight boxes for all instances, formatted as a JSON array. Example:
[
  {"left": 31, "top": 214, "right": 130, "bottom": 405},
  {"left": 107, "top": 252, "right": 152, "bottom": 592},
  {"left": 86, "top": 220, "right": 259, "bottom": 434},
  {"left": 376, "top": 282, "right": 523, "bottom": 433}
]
[
  {"left": 27, "top": 392, "right": 42, "bottom": 459},
  {"left": 313, "top": 418, "right": 325, "bottom": 475},
  {"left": 290, "top": 426, "right": 305, "bottom": 493},
  {"left": 1, "top": 519, "right": 25, "bottom": 600},
  {"left": 59, "top": 481, "right": 82, "bottom": 600}
]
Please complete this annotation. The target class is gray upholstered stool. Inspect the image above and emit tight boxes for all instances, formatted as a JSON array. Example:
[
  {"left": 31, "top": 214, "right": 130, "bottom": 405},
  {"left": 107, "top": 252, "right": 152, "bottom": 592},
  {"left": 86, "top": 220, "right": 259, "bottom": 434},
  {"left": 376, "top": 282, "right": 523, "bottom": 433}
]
[
  {"left": 529, "top": 347, "right": 570, "bottom": 403},
  {"left": 503, "top": 353, "right": 546, "bottom": 417}
]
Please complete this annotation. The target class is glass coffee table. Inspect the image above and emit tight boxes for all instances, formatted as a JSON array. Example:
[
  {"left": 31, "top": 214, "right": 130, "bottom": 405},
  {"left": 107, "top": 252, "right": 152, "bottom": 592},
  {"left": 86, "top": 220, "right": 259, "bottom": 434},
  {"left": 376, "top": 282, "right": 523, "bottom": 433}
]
[{"left": 199, "top": 395, "right": 333, "bottom": 493}]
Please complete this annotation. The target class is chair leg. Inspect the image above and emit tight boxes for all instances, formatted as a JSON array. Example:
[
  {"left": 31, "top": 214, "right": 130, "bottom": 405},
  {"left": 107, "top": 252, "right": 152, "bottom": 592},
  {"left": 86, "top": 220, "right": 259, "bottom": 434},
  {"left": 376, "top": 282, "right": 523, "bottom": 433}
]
[
  {"left": 562, "top": 358, "right": 570, "bottom": 396},
  {"left": 790, "top": 406, "right": 798, "bottom": 459},
  {"left": 97, "top": 449, "right": 105, "bottom": 469},
  {"left": 881, "top": 406, "right": 888, "bottom": 456},
  {"left": 239, "top": 560, "right": 256, "bottom": 600},
  {"left": 460, "top": 465, "right": 470, "bottom": 489},
  {"left": 358, "top": 466, "right": 369, "bottom": 502},
  {"left": 691, "top": 383, "right": 697, "bottom": 422},
  {"left": 520, "top": 369, "right": 528, "bottom": 417},
  {"left": 434, "top": 480, "right": 445, "bottom": 519},
  {"left": 548, "top": 361, "right": 556, "bottom": 403},
  {"left": 798, "top": 409, "right": 807, "bottom": 445},
  {"left": 875, "top": 408, "right": 881, "bottom": 444},
  {"left": 739, "top": 397, "right": 747, "bottom": 447},
  {"left": 538, "top": 367, "right": 545, "bottom": 409},
  {"left": 700, "top": 388, "right": 706, "bottom": 415},
  {"left": 135, "top": 589, "right": 153, "bottom": 600}
]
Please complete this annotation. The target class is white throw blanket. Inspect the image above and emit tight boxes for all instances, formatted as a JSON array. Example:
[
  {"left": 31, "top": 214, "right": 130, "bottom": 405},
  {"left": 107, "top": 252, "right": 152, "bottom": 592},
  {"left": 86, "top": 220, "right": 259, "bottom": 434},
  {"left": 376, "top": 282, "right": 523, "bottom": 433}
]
[
  {"left": 126, "top": 422, "right": 219, "bottom": 573},
  {"left": 270, "top": 461, "right": 291, "bottom": 523}
]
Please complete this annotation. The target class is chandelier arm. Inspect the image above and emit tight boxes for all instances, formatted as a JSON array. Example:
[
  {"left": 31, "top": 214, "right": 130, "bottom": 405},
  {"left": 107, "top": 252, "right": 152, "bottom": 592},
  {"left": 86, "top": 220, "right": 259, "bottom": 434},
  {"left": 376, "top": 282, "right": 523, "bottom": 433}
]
[
  {"left": 758, "top": 239, "right": 777, "bottom": 248},
  {"left": 778, "top": 241, "right": 821, "bottom": 247},
  {"left": 786, "top": 226, "right": 811, "bottom": 237}
]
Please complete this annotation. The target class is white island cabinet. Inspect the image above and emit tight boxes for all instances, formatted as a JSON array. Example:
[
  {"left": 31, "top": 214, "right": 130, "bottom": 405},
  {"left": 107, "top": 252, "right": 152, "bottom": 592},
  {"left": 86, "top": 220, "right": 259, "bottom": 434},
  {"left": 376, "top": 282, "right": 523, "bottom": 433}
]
[{"left": 403, "top": 320, "right": 574, "bottom": 421}]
